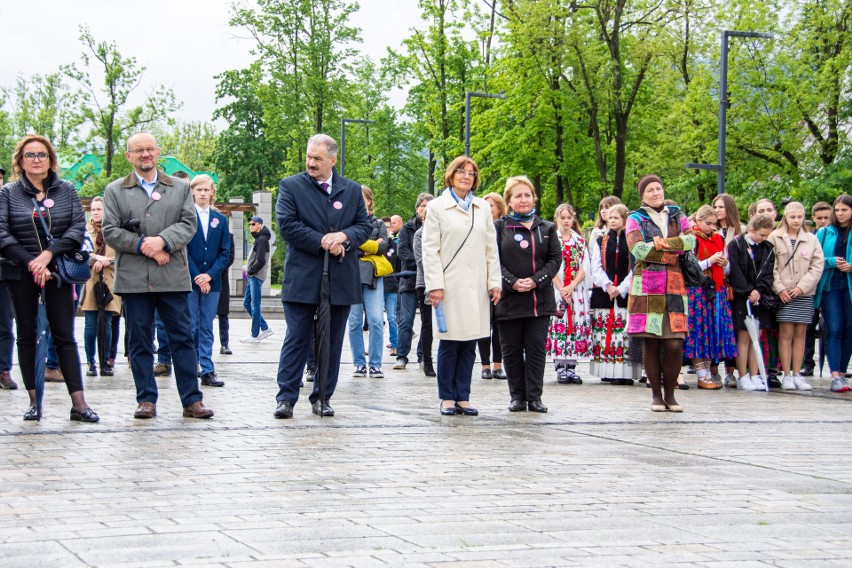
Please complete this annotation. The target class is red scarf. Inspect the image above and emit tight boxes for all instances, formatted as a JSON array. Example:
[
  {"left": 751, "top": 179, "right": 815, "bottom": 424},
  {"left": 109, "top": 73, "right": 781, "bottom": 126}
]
[{"left": 693, "top": 225, "right": 725, "bottom": 291}]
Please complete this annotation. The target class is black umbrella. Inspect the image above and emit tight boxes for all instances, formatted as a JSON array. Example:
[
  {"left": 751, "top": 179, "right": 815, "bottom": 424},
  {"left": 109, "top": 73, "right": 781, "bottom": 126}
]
[
  {"left": 34, "top": 284, "right": 51, "bottom": 420},
  {"left": 818, "top": 309, "right": 826, "bottom": 378},
  {"left": 93, "top": 272, "right": 114, "bottom": 371},
  {"left": 313, "top": 251, "right": 332, "bottom": 416}
]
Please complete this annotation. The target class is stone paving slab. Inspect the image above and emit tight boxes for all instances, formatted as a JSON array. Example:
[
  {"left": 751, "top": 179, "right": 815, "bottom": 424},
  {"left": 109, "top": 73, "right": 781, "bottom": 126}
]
[{"left": 0, "top": 317, "right": 851, "bottom": 566}]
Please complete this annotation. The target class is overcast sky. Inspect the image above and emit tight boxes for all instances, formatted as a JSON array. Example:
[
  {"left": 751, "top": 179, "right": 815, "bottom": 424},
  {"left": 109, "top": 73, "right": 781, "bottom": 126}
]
[{"left": 0, "top": 0, "right": 422, "bottom": 128}]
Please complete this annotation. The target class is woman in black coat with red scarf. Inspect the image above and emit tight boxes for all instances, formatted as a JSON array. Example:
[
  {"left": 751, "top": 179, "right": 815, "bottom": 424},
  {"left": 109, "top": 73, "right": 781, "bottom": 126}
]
[
  {"left": 494, "top": 176, "right": 561, "bottom": 413},
  {"left": 0, "top": 135, "right": 98, "bottom": 422}
]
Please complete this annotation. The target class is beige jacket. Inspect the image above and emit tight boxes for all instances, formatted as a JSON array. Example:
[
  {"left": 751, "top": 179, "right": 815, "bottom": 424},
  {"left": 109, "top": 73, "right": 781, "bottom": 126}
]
[
  {"left": 80, "top": 219, "right": 121, "bottom": 314},
  {"left": 422, "top": 189, "right": 501, "bottom": 341},
  {"left": 770, "top": 228, "right": 824, "bottom": 296}
]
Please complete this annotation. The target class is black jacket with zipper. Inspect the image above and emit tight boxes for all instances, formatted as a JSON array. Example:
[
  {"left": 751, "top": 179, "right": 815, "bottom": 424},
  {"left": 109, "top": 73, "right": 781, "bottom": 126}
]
[
  {"left": 494, "top": 215, "right": 562, "bottom": 321},
  {"left": 0, "top": 170, "right": 85, "bottom": 269}
]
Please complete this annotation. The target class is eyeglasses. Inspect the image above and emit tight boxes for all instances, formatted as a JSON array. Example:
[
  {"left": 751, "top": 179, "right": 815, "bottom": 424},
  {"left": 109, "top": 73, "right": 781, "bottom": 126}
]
[
  {"left": 128, "top": 147, "right": 158, "bottom": 155},
  {"left": 23, "top": 152, "right": 49, "bottom": 161},
  {"left": 249, "top": 222, "right": 258, "bottom": 226},
  {"left": 455, "top": 169, "right": 477, "bottom": 179}
]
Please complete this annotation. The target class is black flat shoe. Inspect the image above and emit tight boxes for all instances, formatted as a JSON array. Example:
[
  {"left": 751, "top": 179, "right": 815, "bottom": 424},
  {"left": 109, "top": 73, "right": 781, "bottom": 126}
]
[
  {"left": 440, "top": 403, "right": 456, "bottom": 416},
  {"left": 481, "top": 368, "right": 493, "bottom": 379},
  {"left": 676, "top": 381, "right": 690, "bottom": 390},
  {"left": 454, "top": 403, "right": 479, "bottom": 416},
  {"left": 493, "top": 368, "right": 507, "bottom": 380},
  {"left": 86, "top": 363, "right": 97, "bottom": 377},
  {"left": 274, "top": 400, "right": 293, "bottom": 419},
  {"left": 220, "top": 346, "right": 232, "bottom": 355},
  {"left": 70, "top": 407, "right": 99, "bottom": 422},
  {"left": 100, "top": 366, "right": 114, "bottom": 377},
  {"left": 23, "top": 406, "right": 39, "bottom": 421},
  {"left": 508, "top": 399, "right": 526, "bottom": 412},
  {"left": 528, "top": 400, "right": 548, "bottom": 413}
]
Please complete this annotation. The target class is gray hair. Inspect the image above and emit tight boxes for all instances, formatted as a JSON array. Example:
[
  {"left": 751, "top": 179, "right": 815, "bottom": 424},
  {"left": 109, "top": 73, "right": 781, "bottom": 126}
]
[
  {"left": 415, "top": 192, "right": 434, "bottom": 209},
  {"left": 307, "top": 134, "right": 338, "bottom": 158}
]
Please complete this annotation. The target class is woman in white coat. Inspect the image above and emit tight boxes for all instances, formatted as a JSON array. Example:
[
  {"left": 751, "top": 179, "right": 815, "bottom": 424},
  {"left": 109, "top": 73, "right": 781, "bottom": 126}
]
[{"left": 423, "top": 156, "right": 502, "bottom": 416}]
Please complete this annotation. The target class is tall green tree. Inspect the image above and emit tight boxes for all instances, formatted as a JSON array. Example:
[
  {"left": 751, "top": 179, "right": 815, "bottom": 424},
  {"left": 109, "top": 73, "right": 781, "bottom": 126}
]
[
  {"left": 62, "top": 25, "right": 180, "bottom": 177},
  {"left": 155, "top": 120, "right": 219, "bottom": 173}
]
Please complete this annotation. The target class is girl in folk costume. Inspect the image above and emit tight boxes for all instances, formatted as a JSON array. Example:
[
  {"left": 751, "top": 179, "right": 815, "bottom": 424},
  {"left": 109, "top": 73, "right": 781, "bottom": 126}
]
[
  {"left": 684, "top": 205, "right": 737, "bottom": 390},
  {"left": 589, "top": 204, "right": 634, "bottom": 384},
  {"left": 546, "top": 203, "right": 592, "bottom": 384},
  {"left": 589, "top": 195, "right": 623, "bottom": 244}
]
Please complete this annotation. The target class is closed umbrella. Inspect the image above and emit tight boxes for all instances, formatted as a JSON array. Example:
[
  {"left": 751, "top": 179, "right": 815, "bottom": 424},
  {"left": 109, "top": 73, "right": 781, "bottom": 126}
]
[
  {"left": 745, "top": 301, "right": 769, "bottom": 391},
  {"left": 818, "top": 309, "right": 826, "bottom": 378},
  {"left": 312, "top": 251, "right": 332, "bottom": 416},
  {"left": 34, "top": 285, "right": 50, "bottom": 420}
]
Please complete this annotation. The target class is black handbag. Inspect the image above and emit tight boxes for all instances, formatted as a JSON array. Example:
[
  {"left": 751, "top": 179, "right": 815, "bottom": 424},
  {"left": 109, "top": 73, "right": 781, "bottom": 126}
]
[
  {"left": 680, "top": 251, "right": 715, "bottom": 302},
  {"left": 32, "top": 198, "right": 91, "bottom": 285}
]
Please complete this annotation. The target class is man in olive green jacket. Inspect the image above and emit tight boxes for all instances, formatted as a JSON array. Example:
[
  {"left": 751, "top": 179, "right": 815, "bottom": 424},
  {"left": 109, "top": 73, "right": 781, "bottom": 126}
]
[{"left": 103, "top": 132, "right": 214, "bottom": 420}]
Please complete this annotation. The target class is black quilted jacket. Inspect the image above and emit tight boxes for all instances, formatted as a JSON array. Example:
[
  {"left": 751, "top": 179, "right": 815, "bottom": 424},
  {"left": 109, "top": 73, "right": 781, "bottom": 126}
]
[{"left": 0, "top": 170, "right": 85, "bottom": 268}]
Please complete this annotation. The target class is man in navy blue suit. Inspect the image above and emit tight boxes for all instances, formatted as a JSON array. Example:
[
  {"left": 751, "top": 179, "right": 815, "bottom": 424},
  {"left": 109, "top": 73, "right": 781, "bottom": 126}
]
[
  {"left": 274, "top": 134, "right": 371, "bottom": 418},
  {"left": 187, "top": 175, "right": 231, "bottom": 387}
]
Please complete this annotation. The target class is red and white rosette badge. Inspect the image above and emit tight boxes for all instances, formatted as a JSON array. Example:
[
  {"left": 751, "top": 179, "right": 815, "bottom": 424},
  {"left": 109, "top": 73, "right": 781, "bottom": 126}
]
[
  {"left": 151, "top": 191, "right": 162, "bottom": 201},
  {"left": 333, "top": 201, "right": 343, "bottom": 210},
  {"left": 43, "top": 198, "right": 55, "bottom": 208},
  {"left": 211, "top": 218, "right": 219, "bottom": 228}
]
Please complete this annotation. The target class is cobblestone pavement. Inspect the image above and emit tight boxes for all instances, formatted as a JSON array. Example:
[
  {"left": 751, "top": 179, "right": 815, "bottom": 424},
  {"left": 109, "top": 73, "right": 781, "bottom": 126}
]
[{"left": 1, "top": 317, "right": 851, "bottom": 567}]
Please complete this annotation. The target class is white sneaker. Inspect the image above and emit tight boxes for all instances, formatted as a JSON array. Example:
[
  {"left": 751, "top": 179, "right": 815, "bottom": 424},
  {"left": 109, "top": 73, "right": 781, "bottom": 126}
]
[
  {"left": 792, "top": 374, "right": 813, "bottom": 391},
  {"left": 724, "top": 374, "right": 738, "bottom": 388},
  {"left": 257, "top": 328, "right": 274, "bottom": 341},
  {"left": 751, "top": 375, "right": 767, "bottom": 390},
  {"left": 240, "top": 335, "right": 261, "bottom": 343},
  {"left": 781, "top": 375, "right": 796, "bottom": 390},
  {"left": 737, "top": 374, "right": 757, "bottom": 391}
]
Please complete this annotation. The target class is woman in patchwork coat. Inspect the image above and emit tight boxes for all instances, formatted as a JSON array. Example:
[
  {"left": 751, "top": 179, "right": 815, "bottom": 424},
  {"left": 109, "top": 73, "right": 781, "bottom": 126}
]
[{"left": 626, "top": 175, "right": 695, "bottom": 413}]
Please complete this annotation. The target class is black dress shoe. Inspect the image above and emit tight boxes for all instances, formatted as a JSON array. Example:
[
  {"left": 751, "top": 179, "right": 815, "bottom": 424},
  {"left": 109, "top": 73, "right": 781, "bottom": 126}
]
[
  {"left": 274, "top": 400, "right": 293, "bottom": 419},
  {"left": 508, "top": 399, "right": 527, "bottom": 412},
  {"left": 800, "top": 367, "right": 814, "bottom": 377},
  {"left": 423, "top": 360, "right": 436, "bottom": 377},
  {"left": 100, "top": 366, "right": 114, "bottom": 377},
  {"left": 440, "top": 403, "right": 456, "bottom": 415},
  {"left": 70, "top": 407, "right": 100, "bottom": 423},
  {"left": 86, "top": 363, "right": 97, "bottom": 377},
  {"left": 493, "top": 368, "right": 507, "bottom": 380},
  {"left": 220, "top": 346, "right": 232, "bottom": 355},
  {"left": 23, "top": 406, "right": 39, "bottom": 421},
  {"left": 200, "top": 372, "right": 225, "bottom": 387},
  {"left": 528, "top": 400, "right": 548, "bottom": 413},
  {"left": 454, "top": 403, "right": 479, "bottom": 416},
  {"left": 481, "top": 368, "right": 493, "bottom": 380},
  {"left": 312, "top": 400, "right": 335, "bottom": 416}
]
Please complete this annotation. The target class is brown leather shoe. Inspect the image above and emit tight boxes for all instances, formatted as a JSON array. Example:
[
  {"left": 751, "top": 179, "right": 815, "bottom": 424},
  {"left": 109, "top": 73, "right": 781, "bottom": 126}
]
[
  {"left": 44, "top": 368, "right": 64, "bottom": 382},
  {"left": 134, "top": 402, "right": 157, "bottom": 419},
  {"left": 0, "top": 370, "right": 18, "bottom": 390},
  {"left": 697, "top": 379, "right": 722, "bottom": 390},
  {"left": 183, "top": 401, "right": 214, "bottom": 419},
  {"left": 153, "top": 363, "right": 172, "bottom": 376}
]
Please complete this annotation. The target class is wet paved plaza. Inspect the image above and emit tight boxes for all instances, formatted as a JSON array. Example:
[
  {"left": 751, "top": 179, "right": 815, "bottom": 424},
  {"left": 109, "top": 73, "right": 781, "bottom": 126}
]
[{"left": 1, "top": 317, "right": 851, "bottom": 567}]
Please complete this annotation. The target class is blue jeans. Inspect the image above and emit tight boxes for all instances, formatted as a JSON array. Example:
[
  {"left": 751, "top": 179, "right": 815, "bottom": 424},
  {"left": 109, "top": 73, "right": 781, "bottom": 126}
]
[
  {"left": 123, "top": 292, "right": 202, "bottom": 407},
  {"left": 395, "top": 290, "right": 418, "bottom": 360},
  {"left": 155, "top": 310, "right": 171, "bottom": 364},
  {"left": 823, "top": 287, "right": 852, "bottom": 374},
  {"left": 190, "top": 289, "right": 220, "bottom": 375},
  {"left": 0, "top": 283, "right": 14, "bottom": 372},
  {"left": 243, "top": 276, "right": 268, "bottom": 337},
  {"left": 83, "top": 311, "right": 114, "bottom": 365},
  {"left": 384, "top": 292, "right": 398, "bottom": 349},
  {"left": 349, "top": 279, "right": 385, "bottom": 368},
  {"left": 436, "top": 339, "right": 477, "bottom": 402},
  {"left": 276, "top": 302, "right": 350, "bottom": 405}
]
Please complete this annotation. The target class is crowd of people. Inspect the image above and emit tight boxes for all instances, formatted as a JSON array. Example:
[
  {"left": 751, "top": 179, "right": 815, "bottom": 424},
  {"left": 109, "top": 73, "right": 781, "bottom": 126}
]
[{"left": 0, "top": 131, "right": 849, "bottom": 422}]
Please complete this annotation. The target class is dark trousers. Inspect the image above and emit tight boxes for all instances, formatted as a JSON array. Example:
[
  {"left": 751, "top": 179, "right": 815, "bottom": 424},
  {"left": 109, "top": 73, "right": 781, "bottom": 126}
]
[
  {"left": 109, "top": 312, "right": 121, "bottom": 360},
  {"left": 416, "top": 288, "right": 433, "bottom": 363},
  {"left": 498, "top": 316, "right": 550, "bottom": 402},
  {"left": 436, "top": 339, "right": 477, "bottom": 401},
  {"left": 218, "top": 314, "right": 230, "bottom": 347},
  {"left": 154, "top": 310, "right": 171, "bottom": 364},
  {"left": 477, "top": 305, "right": 502, "bottom": 365},
  {"left": 8, "top": 278, "right": 83, "bottom": 393},
  {"left": 0, "top": 282, "right": 14, "bottom": 372},
  {"left": 276, "top": 301, "right": 350, "bottom": 405},
  {"left": 802, "top": 308, "right": 820, "bottom": 370},
  {"left": 822, "top": 287, "right": 852, "bottom": 374},
  {"left": 122, "top": 292, "right": 202, "bottom": 407}
]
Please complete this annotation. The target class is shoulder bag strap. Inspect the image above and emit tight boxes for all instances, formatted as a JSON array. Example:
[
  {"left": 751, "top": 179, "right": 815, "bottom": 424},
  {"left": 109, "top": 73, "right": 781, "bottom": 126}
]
[
  {"left": 442, "top": 203, "right": 475, "bottom": 273},
  {"left": 31, "top": 197, "right": 54, "bottom": 247}
]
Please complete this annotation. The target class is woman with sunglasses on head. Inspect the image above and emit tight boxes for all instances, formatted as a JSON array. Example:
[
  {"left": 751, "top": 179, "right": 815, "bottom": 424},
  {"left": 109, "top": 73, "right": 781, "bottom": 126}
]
[
  {"left": 815, "top": 194, "right": 852, "bottom": 393},
  {"left": 423, "top": 156, "right": 501, "bottom": 416},
  {"left": 0, "top": 135, "right": 98, "bottom": 422}
]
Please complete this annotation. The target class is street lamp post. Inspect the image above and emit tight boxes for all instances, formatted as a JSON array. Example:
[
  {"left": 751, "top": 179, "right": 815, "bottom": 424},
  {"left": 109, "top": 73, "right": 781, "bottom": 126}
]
[
  {"left": 465, "top": 92, "right": 506, "bottom": 157},
  {"left": 686, "top": 30, "right": 774, "bottom": 195},
  {"left": 340, "top": 118, "right": 375, "bottom": 177}
]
